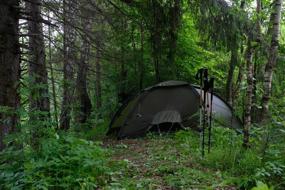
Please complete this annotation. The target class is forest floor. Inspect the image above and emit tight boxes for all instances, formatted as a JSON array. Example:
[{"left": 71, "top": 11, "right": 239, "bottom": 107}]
[{"left": 103, "top": 133, "right": 238, "bottom": 190}]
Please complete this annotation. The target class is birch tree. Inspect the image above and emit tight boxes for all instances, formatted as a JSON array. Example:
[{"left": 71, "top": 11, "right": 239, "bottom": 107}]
[
  {"left": 243, "top": 0, "right": 262, "bottom": 148},
  {"left": 261, "top": 0, "right": 283, "bottom": 122}
]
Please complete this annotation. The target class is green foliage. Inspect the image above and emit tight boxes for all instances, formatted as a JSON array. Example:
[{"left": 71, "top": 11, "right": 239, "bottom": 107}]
[
  {"left": 74, "top": 116, "right": 110, "bottom": 141},
  {"left": 201, "top": 128, "right": 261, "bottom": 175},
  {"left": 176, "top": 13, "right": 230, "bottom": 86},
  {"left": 251, "top": 181, "right": 273, "bottom": 190},
  {"left": 1, "top": 121, "right": 284, "bottom": 189},
  {"left": 167, "top": 127, "right": 284, "bottom": 189},
  {"left": 0, "top": 132, "right": 126, "bottom": 189},
  {"left": 163, "top": 167, "right": 219, "bottom": 189}
]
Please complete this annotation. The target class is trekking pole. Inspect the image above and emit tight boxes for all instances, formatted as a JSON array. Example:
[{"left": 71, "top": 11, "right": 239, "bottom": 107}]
[
  {"left": 195, "top": 68, "right": 206, "bottom": 157},
  {"left": 208, "top": 78, "right": 214, "bottom": 153},
  {"left": 202, "top": 69, "right": 208, "bottom": 157}
]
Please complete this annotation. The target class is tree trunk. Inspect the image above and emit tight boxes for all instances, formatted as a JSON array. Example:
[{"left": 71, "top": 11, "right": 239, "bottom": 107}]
[
  {"left": 167, "top": 0, "right": 181, "bottom": 79},
  {"left": 60, "top": 0, "right": 77, "bottom": 130},
  {"left": 138, "top": 22, "right": 144, "bottom": 90},
  {"left": 243, "top": 41, "right": 254, "bottom": 148},
  {"left": 243, "top": 0, "right": 262, "bottom": 147},
  {"left": 27, "top": 0, "right": 50, "bottom": 118},
  {"left": 151, "top": 0, "right": 162, "bottom": 82},
  {"left": 226, "top": 45, "right": 238, "bottom": 106},
  {"left": 260, "top": 0, "right": 283, "bottom": 122},
  {"left": 118, "top": 45, "right": 128, "bottom": 103},
  {"left": 251, "top": 0, "right": 262, "bottom": 122},
  {"left": 0, "top": 0, "right": 21, "bottom": 150},
  {"left": 232, "top": 0, "right": 248, "bottom": 104},
  {"left": 75, "top": 7, "right": 92, "bottom": 123},
  {"left": 95, "top": 45, "right": 102, "bottom": 110},
  {"left": 233, "top": 61, "right": 244, "bottom": 104},
  {"left": 48, "top": 11, "right": 58, "bottom": 127},
  {"left": 131, "top": 25, "right": 137, "bottom": 76},
  {"left": 251, "top": 55, "right": 259, "bottom": 122}
]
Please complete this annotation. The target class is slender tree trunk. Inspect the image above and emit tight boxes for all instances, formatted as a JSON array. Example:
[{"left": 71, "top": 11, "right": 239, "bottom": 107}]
[
  {"left": 226, "top": 45, "right": 238, "bottom": 106},
  {"left": 243, "top": 40, "right": 254, "bottom": 148},
  {"left": 95, "top": 44, "right": 102, "bottom": 109},
  {"left": 251, "top": 0, "right": 262, "bottom": 122},
  {"left": 75, "top": 7, "right": 92, "bottom": 123},
  {"left": 243, "top": 0, "right": 262, "bottom": 147},
  {"left": 47, "top": 12, "right": 58, "bottom": 127},
  {"left": 252, "top": 55, "right": 259, "bottom": 122},
  {"left": 60, "top": 0, "right": 77, "bottom": 130},
  {"left": 233, "top": 62, "right": 244, "bottom": 103},
  {"left": 138, "top": 22, "right": 144, "bottom": 90},
  {"left": 27, "top": 0, "right": 50, "bottom": 118},
  {"left": 0, "top": 0, "right": 21, "bottom": 150},
  {"left": 261, "top": 0, "right": 283, "bottom": 122},
  {"left": 94, "top": 17, "right": 103, "bottom": 110},
  {"left": 168, "top": 0, "right": 181, "bottom": 79},
  {"left": 119, "top": 45, "right": 128, "bottom": 103},
  {"left": 232, "top": 0, "right": 247, "bottom": 104},
  {"left": 131, "top": 25, "right": 137, "bottom": 76},
  {"left": 151, "top": 0, "right": 162, "bottom": 82},
  {"left": 117, "top": 18, "right": 128, "bottom": 103}
]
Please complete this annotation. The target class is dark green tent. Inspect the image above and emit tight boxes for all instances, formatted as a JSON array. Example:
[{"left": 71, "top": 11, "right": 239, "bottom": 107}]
[{"left": 109, "top": 81, "right": 242, "bottom": 138}]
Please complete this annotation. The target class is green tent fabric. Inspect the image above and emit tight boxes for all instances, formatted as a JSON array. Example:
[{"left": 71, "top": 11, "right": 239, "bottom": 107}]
[{"left": 108, "top": 81, "right": 242, "bottom": 138}]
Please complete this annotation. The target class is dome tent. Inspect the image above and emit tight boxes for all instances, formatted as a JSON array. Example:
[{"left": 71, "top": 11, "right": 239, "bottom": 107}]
[{"left": 108, "top": 81, "right": 242, "bottom": 138}]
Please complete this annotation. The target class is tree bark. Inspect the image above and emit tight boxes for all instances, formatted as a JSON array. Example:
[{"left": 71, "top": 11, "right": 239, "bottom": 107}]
[
  {"left": 251, "top": 0, "right": 262, "bottom": 122},
  {"left": 95, "top": 43, "right": 102, "bottom": 109},
  {"left": 27, "top": 0, "right": 50, "bottom": 118},
  {"left": 0, "top": 0, "right": 21, "bottom": 150},
  {"left": 47, "top": 11, "right": 58, "bottom": 127},
  {"left": 75, "top": 5, "right": 92, "bottom": 123},
  {"left": 243, "top": 40, "right": 254, "bottom": 148},
  {"left": 260, "top": 0, "right": 283, "bottom": 122},
  {"left": 118, "top": 45, "right": 128, "bottom": 103},
  {"left": 243, "top": 0, "right": 262, "bottom": 147},
  {"left": 233, "top": 61, "right": 244, "bottom": 104},
  {"left": 167, "top": 0, "right": 181, "bottom": 79},
  {"left": 226, "top": 45, "right": 238, "bottom": 106},
  {"left": 138, "top": 22, "right": 144, "bottom": 90},
  {"left": 151, "top": 0, "right": 162, "bottom": 82},
  {"left": 232, "top": 0, "right": 247, "bottom": 104},
  {"left": 60, "top": 0, "right": 77, "bottom": 130}
]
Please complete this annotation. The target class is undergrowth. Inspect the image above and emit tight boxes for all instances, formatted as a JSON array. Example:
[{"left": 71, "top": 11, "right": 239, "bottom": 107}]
[
  {"left": 0, "top": 123, "right": 284, "bottom": 189},
  {"left": 0, "top": 130, "right": 127, "bottom": 189},
  {"left": 173, "top": 127, "right": 285, "bottom": 189}
]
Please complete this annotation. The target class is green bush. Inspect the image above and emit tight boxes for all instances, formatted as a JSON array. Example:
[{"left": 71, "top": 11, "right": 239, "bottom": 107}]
[{"left": 255, "top": 161, "right": 285, "bottom": 189}]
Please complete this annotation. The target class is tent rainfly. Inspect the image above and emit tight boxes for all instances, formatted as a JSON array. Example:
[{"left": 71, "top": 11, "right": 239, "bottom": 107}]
[{"left": 108, "top": 81, "right": 242, "bottom": 138}]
